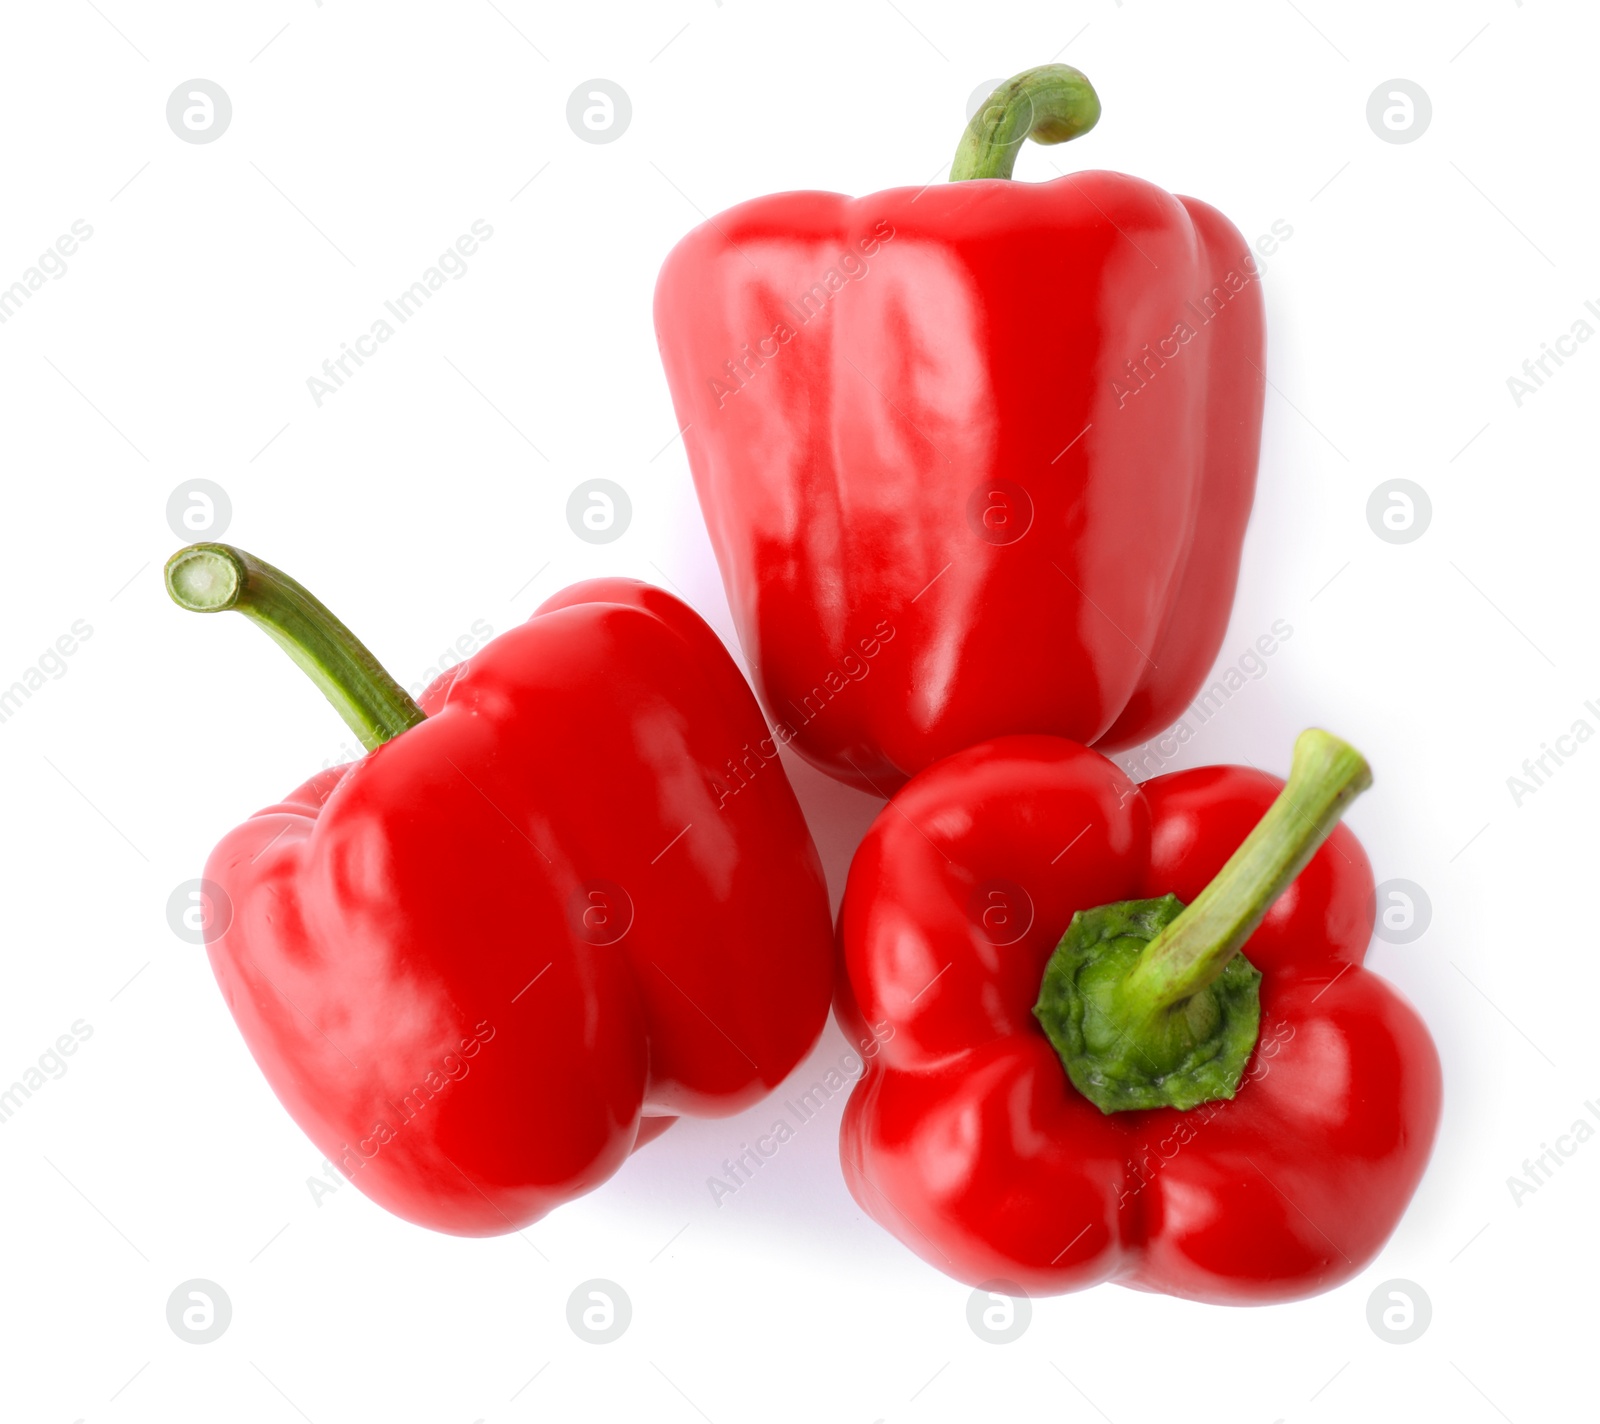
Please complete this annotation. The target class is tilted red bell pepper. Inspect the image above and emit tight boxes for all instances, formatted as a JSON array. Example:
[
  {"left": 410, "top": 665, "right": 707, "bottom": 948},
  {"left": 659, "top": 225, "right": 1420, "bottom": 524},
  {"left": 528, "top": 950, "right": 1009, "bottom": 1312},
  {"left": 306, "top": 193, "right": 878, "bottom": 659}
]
[
  {"left": 835, "top": 730, "right": 1440, "bottom": 1303},
  {"left": 654, "top": 64, "right": 1266, "bottom": 793},
  {"left": 166, "top": 543, "right": 833, "bottom": 1235}
]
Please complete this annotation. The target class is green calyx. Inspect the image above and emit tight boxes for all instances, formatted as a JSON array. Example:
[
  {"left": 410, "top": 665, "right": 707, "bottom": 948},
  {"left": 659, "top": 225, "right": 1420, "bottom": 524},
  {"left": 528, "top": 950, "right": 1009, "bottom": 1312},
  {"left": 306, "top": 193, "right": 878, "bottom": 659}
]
[
  {"left": 1034, "top": 896, "right": 1262, "bottom": 1112},
  {"left": 951, "top": 64, "right": 1102, "bottom": 182},
  {"left": 1033, "top": 729, "right": 1373, "bottom": 1114},
  {"left": 164, "top": 542, "right": 426, "bottom": 752}
]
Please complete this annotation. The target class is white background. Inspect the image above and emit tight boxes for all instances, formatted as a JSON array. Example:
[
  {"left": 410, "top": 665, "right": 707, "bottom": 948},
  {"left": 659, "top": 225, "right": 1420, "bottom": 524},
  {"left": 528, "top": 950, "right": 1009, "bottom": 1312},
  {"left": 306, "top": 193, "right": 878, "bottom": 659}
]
[{"left": 0, "top": 2, "right": 1590, "bottom": 1420}]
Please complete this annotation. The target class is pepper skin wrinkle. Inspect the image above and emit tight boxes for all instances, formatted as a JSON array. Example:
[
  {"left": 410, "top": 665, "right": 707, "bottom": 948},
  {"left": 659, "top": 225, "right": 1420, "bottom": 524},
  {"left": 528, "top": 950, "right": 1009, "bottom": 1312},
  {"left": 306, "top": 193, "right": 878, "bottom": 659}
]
[
  {"left": 654, "top": 64, "right": 1266, "bottom": 792},
  {"left": 172, "top": 550, "right": 834, "bottom": 1236},
  {"left": 835, "top": 735, "right": 1441, "bottom": 1303}
]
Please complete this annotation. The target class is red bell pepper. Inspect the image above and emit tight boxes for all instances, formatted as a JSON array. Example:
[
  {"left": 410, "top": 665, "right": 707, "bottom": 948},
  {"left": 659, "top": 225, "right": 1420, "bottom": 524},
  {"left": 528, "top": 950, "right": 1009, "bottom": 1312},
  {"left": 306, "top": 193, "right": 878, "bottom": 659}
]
[
  {"left": 835, "top": 730, "right": 1441, "bottom": 1303},
  {"left": 654, "top": 63, "right": 1266, "bottom": 793},
  {"left": 166, "top": 543, "right": 833, "bottom": 1235}
]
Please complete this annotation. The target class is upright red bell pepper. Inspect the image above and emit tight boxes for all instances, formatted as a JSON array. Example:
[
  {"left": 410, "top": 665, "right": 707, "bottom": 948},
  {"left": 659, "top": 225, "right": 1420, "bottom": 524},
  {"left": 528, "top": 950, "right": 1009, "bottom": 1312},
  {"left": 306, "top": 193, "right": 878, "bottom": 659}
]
[
  {"left": 654, "top": 63, "right": 1266, "bottom": 793},
  {"left": 835, "top": 730, "right": 1441, "bottom": 1303},
  {"left": 166, "top": 542, "right": 833, "bottom": 1235}
]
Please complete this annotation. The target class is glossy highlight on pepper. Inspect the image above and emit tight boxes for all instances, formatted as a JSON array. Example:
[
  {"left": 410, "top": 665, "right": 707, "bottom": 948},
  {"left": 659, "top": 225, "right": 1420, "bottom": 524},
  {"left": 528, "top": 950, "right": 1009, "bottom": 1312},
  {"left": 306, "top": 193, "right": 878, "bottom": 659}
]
[
  {"left": 167, "top": 542, "right": 835, "bottom": 1235},
  {"left": 836, "top": 732, "right": 1441, "bottom": 1303},
  {"left": 654, "top": 64, "right": 1268, "bottom": 792}
]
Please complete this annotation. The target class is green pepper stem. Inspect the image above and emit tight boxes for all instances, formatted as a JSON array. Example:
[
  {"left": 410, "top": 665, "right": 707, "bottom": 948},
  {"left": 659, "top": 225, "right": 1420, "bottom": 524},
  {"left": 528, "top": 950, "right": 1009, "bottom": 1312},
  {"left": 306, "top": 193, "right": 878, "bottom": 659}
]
[
  {"left": 164, "top": 542, "right": 426, "bottom": 752},
  {"left": 1117, "top": 729, "right": 1372, "bottom": 1019},
  {"left": 950, "top": 65, "right": 1101, "bottom": 182}
]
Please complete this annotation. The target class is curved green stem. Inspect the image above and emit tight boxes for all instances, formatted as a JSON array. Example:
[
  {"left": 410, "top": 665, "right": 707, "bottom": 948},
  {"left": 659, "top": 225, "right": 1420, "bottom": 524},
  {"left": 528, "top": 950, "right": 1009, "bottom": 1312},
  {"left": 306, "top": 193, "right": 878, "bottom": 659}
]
[
  {"left": 165, "top": 542, "right": 426, "bottom": 752},
  {"left": 1121, "top": 730, "right": 1372, "bottom": 1013},
  {"left": 1033, "top": 729, "right": 1372, "bottom": 1113},
  {"left": 951, "top": 65, "right": 1101, "bottom": 182}
]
